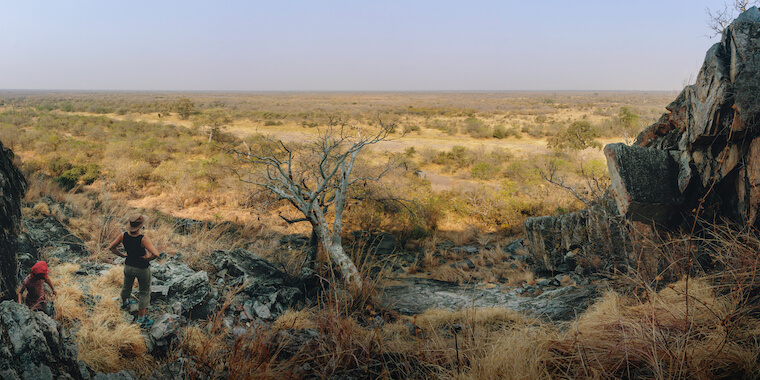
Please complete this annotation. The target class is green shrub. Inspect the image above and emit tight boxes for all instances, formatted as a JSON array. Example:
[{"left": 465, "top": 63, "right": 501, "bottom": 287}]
[
  {"left": 462, "top": 117, "right": 490, "bottom": 138},
  {"left": 492, "top": 124, "right": 508, "bottom": 139},
  {"left": 427, "top": 119, "right": 457, "bottom": 135},
  {"left": 471, "top": 162, "right": 500, "bottom": 180},
  {"left": 405, "top": 124, "right": 421, "bottom": 133},
  {"left": 547, "top": 121, "right": 601, "bottom": 151},
  {"left": 431, "top": 146, "right": 474, "bottom": 170},
  {"left": 47, "top": 156, "right": 72, "bottom": 176},
  {"left": 53, "top": 163, "right": 100, "bottom": 190},
  {"left": 54, "top": 169, "right": 80, "bottom": 190},
  {"left": 79, "top": 163, "right": 101, "bottom": 185}
]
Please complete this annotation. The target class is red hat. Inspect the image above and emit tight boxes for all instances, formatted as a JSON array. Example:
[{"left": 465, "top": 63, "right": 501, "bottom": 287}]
[{"left": 31, "top": 261, "right": 48, "bottom": 277}]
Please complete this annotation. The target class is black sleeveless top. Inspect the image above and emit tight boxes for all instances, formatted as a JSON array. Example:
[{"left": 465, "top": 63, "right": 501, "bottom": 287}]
[{"left": 123, "top": 232, "right": 150, "bottom": 269}]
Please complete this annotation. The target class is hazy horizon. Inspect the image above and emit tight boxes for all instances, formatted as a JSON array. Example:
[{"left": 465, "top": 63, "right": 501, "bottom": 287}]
[{"left": 1, "top": 1, "right": 737, "bottom": 92}]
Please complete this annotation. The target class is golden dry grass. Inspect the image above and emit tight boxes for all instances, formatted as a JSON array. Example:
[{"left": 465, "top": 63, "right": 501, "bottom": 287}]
[
  {"left": 50, "top": 263, "right": 85, "bottom": 327},
  {"left": 77, "top": 317, "right": 152, "bottom": 374},
  {"left": 47, "top": 260, "right": 155, "bottom": 376},
  {"left": 548, "top": 279, "right": 760, "bottom": 379}
]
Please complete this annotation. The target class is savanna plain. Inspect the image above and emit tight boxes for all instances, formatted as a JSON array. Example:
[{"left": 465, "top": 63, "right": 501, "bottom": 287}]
[{"left": 3, "top": 90, "right": 760, "bottom": 379}]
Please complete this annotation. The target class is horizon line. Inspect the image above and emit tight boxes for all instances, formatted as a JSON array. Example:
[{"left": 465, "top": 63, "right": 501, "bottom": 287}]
[{"left": 0, "top": 89, "right": 682, "bottom": 94}]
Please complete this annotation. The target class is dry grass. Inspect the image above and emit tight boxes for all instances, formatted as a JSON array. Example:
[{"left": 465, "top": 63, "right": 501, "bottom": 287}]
[
  {"left": 50, "top": 263, "right": 85, "bottom": 327},
  {"left": 548, "top": 279, "right": 760, "bottom": 379},
  {"left": 272, "top": 310, "right": 317, "bottom": 330},
  {"left": 47, "top": 260, "right": 155, "bottom": 376},
  {"left": 77, "top": 316, "right": 153, "bottom": 374},
  {"left": 452, "top": 326, "right": 554, "bottom": 380}
]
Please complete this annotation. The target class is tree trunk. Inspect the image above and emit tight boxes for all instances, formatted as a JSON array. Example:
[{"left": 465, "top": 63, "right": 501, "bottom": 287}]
[
  {"left": 299, "top": 226, "right": 318, "bottom": 280},
  {"left": 327, "top": 242, "right": 362, "bottom": 289},
  {"left": 311, "top": 205, "right": 363, "bottom": 288},
  {"left": 306, "top": 226, "right": 318, "bottom": 267}
]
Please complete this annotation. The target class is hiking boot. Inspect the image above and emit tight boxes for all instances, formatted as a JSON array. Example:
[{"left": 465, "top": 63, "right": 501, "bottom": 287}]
[
  {"left": 139, "top": 318, "right": 154, "bottom": 329},
  {"left": 120, "top": 300, "right": 136, "bottom": 309}
]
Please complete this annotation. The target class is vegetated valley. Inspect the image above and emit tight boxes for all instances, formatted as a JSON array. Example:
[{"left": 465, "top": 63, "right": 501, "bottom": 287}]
[{"left": 3, "top": 90, "right": 760, "bottom": 379}]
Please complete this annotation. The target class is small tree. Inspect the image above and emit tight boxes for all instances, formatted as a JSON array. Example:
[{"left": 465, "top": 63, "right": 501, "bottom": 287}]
[
  {"left": 174, "top": 97, "right": 195, "bottom": 120},
  {"left": 232, "top": 119, "right": 396, "bottom": 288},
  {"left": 547, "top": 121, "right": 601, "bottom": 151},
  {"left": 195, "top": 108, "right": 231, "bottom": 143},
  {"left": 706, "top": 0, "right": 759, "bottom": 36},
  {"left": 618, "top": 106, "right": 640, "bottom": 131}
]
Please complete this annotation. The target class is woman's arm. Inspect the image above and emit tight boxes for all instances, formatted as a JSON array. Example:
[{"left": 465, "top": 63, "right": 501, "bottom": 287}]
[
  {"left": 141, "top": 236, "right": 160, "bottom": 261},
  {"left": 108, "top": 234, "right": 126, "bottom": 258},
  {"left": 17, "top": 279, "right": 27, "bottom": 303},
  {"left": 45, "top": 276, "right": 57, "bottom": 296}
]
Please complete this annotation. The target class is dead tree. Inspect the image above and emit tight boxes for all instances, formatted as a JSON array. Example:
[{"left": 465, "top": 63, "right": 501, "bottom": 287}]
[{"left": 232, "top": 119, "right": 395, "bottom": 289}]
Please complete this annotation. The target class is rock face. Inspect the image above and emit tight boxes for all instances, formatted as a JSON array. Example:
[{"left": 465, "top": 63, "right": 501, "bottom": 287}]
[
  {"left": 20, "top": 215, "right": 90, "bottom": 268},
  {"left": 524, "top": 195, "right": 629, "bottom": 274},
  {"left": 0, "top": 141, "right": 25, "bottom": 302},
  {"left": 380, "top": 277, "right": 599, "bottom": 321},
  {"left": 0, "top": 301, "right": 85, "bottom": 380},
  {"left": 525, "top": 8, "right": 760, "bottom": 270},
  {"left": 615, "top": 7, "right": 760, "bottom": 226},
  {"left": 151, "top": 262, "right": 215, "bottom": 319},
  {"left": 605, "top": 144, "right": 684, "bottom": 224},
  {"left": 212, "top": 249, "right": 302, "bottom": 321}
]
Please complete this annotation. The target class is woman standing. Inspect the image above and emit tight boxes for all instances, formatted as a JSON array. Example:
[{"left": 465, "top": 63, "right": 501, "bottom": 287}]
[{"left": 108, "top": 214, "right": 159, "bottom": 327}]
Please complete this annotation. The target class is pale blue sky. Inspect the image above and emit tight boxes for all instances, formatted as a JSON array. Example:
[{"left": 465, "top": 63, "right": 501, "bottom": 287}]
[{"left": 0, "top": 1, "right": 738, "bottom": 91}]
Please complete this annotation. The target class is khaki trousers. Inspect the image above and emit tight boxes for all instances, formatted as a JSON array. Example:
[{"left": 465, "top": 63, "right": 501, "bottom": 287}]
[{"left": 121, "top": 265, "right": 151, "bottom": 309}]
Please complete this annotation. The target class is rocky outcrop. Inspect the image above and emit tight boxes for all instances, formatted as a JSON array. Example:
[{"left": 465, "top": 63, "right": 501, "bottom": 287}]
[
  {"left": 0, "top": 141, "right": 25, "bottom": 301},
  {"left": 613, "top": 7, "right": 760, "bottom": 226},
  {"left": 525, "top": 8, "right": 760, "bottom": 270},
  {"left": 524, "top": 195, "right": 630, "bottom": 274},
  {"left": 0, "top": 301, "right": 85, "bottom": 380},
  {"left": 19, "top": 215, "right": 90, "bottom": 266},
  {"left": 212, "top": 249, "right": 302, "bottom": 321},
  {"left": 151, "top": 262, "right": 216, "bottom": 320}
]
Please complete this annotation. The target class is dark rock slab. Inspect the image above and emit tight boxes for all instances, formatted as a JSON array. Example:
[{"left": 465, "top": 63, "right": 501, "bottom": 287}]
[
  {"left": 604, "top": 143, "right": 685, "bottom": 224},
  {"left": 0, "top": 141, "right": 25, "bottom": 301},
  {"left": 151, "top": 262, "right": 214, "bottom": 319},
  {"left": 22, "top": 216, "right": 90, "bottom": 263},
  {"left": 148, "top": 313, "right": 184, "bottom": 357},
  {"left": 212, "top": 249, "right": 302, "bottom": 321},
  {"left": 380, "top": 278, "right": 600, "bottom": 322},
  {"left": 524, "top": 195, "right": 629, "bottom": 274}
]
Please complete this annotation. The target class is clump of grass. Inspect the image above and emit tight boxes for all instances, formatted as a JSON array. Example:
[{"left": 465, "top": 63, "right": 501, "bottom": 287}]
[
  {"left": 548, "top": 279, "right": 760, "bottom": 378},
  {"left": 77, "top": 315, "right": 152, "bottom": 374},
  {"left": 50, "top": 263, "right": 85, "bottom": 327},
  {"left": 452, "top": 325, "right": 554, "bottom": 380}
]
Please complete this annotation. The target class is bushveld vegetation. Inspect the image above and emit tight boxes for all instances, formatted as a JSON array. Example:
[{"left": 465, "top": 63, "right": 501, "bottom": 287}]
[{"left": 6, "top": 91, "right": 759, "bottom": 379}]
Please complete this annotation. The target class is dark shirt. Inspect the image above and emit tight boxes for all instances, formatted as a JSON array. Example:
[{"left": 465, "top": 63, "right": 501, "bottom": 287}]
[{"left": 123, "top": 232, "right": 150, "bottom": 269}]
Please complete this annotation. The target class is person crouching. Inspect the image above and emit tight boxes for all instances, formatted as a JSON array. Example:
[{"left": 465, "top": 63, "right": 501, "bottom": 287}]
[{"left": 18, "top": 260, "right": 57, "bottom": 316}]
